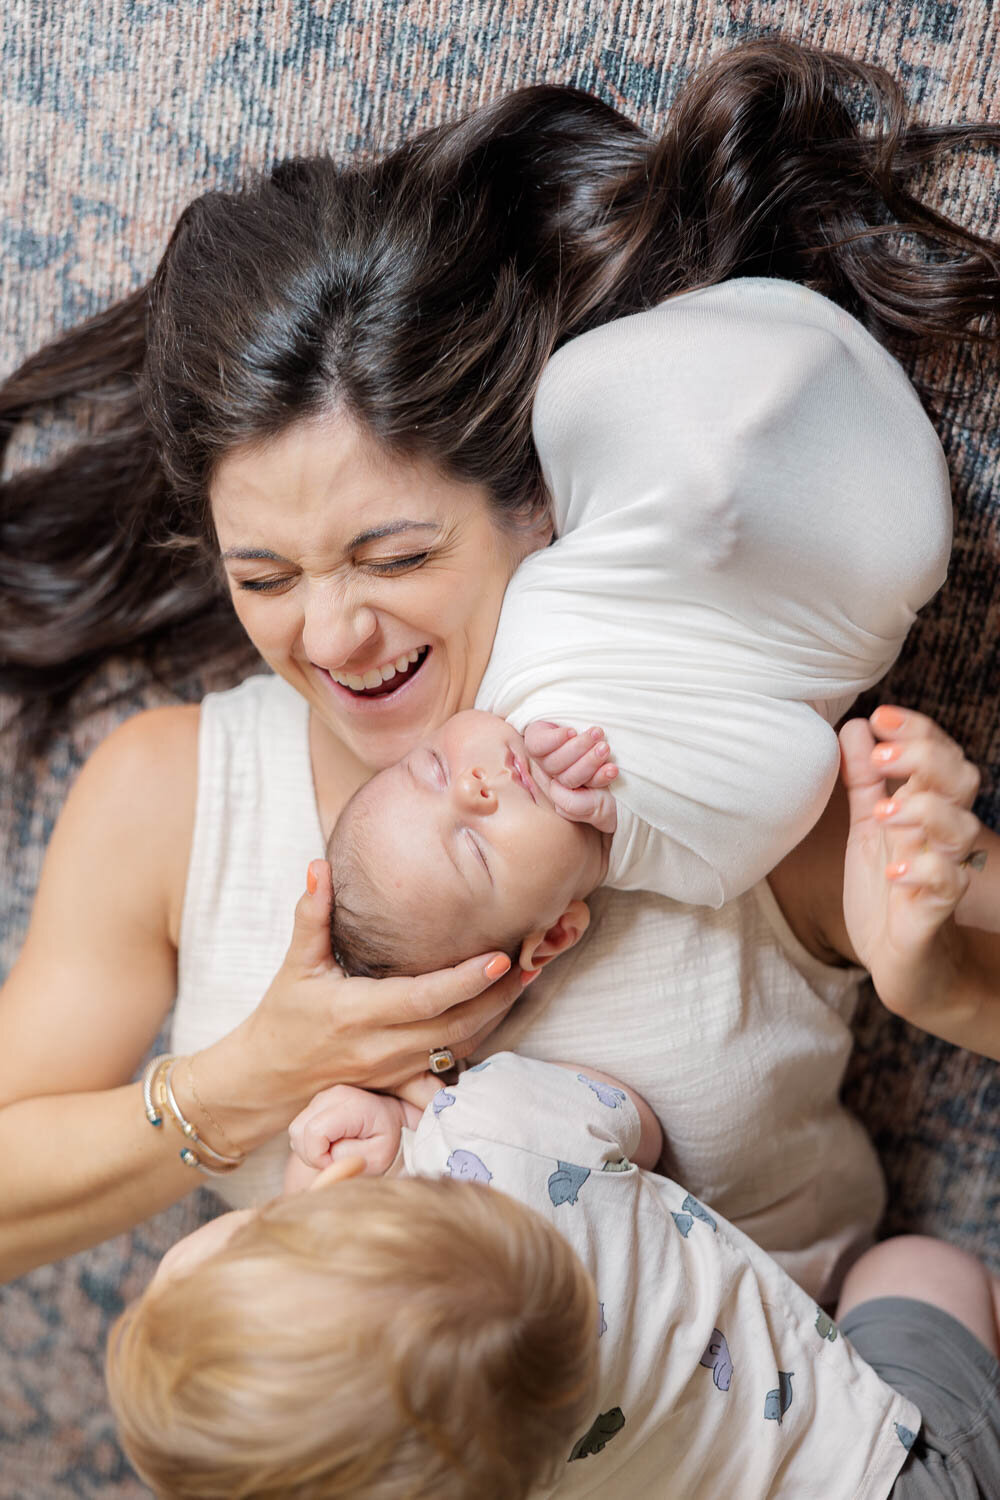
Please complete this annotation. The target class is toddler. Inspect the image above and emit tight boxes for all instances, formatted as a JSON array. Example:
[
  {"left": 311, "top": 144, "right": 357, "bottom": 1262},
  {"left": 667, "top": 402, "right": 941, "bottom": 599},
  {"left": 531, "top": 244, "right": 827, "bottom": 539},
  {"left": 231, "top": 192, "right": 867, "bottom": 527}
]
[{"left": 106, "top": 1053, "right": 1000, "bottom": 1499}]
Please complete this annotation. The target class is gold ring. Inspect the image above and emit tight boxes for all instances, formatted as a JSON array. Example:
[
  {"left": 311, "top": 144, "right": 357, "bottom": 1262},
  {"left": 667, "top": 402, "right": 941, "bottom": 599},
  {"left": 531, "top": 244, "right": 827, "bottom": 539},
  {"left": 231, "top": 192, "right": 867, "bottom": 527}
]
[{"left": 428, "top": 1047, "right": 456, "bottom": 1075}]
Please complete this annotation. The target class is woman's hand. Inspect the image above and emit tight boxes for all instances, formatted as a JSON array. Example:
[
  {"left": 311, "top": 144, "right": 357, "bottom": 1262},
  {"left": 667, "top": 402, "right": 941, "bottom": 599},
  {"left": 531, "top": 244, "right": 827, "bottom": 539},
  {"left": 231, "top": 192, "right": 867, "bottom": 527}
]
[
  {"left": 524, "top": 721, "right": 619, "bottom": 834},
  {"left": 839, "top": 705, "right": 999, "bottom": 1056},
  {"left": 202, "top": 860, "right": 524, "bottom": 1144}
]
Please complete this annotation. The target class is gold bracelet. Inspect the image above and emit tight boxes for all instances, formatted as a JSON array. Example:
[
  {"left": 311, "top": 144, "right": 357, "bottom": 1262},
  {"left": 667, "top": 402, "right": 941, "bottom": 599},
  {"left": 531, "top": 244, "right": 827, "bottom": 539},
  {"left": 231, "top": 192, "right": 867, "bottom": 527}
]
[
  {"left": 185, "top": 1056, "right": 242, "bottom": 1158},
  {"left": 152, "top": 1058, "right": 245, "bottom": 1176}
]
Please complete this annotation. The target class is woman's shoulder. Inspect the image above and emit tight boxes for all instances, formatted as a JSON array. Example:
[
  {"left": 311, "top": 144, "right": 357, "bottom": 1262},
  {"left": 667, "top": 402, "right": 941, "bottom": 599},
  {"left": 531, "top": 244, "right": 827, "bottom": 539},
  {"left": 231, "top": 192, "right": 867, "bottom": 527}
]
[
  {"left": 35, "top": 704, "right": 202, "bottom": 951},
  {"left": 89, "top": 701, "right": 201, "bottom": 788}
]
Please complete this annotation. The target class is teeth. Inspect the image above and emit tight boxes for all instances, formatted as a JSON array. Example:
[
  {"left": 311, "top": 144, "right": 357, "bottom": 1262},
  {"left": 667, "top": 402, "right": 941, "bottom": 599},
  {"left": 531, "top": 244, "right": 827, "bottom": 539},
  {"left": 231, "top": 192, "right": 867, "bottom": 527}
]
[{"left": 328, "top": 646, "right": 427, "bottom": 692}]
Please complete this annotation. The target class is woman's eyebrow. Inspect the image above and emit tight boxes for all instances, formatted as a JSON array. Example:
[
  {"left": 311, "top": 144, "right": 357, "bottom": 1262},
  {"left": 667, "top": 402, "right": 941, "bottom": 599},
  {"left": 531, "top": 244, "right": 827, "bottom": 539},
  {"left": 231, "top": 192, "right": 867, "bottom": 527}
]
[
  {"left": 220, "top": 546, "right": 286, "bottom": 562},
  {"left": 348, "top": 520, "right": 438, "bottom": 547},
  {"left": 221, "top": 521, "right": 437, "bottom": 562}
]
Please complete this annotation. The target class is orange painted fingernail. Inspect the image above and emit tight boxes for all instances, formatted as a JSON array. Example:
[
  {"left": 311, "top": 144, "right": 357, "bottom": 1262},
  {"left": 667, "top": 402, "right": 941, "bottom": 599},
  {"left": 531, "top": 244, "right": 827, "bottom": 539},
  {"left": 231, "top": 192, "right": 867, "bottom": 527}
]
[
  {"left": 873, "top": 706, "right": 904, "bottom": 730},
  {"left": 885, "top": 862, "right": 908, "bottom": 880},
  {"left": 484, "top": 954, "right": 511, "bottom": 979},
  {"left": 874, "top": 799, "right": 897, "bottom": 819},
  {"left": 306, "top": 864, "right": 318, "bottom": 895},
  {"left": 872, "top": 744, "right": 901, "bottom": 764}
]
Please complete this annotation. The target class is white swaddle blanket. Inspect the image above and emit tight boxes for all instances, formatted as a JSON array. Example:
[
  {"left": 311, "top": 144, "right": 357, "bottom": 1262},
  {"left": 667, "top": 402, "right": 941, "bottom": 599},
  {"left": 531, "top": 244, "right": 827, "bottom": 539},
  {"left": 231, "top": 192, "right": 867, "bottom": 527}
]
[{"left": 476, "top": 278, "right": 952, "bottom": 906}]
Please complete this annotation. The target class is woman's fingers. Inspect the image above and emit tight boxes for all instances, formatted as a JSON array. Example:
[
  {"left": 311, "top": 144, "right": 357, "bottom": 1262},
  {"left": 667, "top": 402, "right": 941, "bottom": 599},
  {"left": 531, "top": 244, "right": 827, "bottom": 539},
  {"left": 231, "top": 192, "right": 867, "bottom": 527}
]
[
  {"left": 839, "top": 717, "right": 887, "bottom": 828},
  {"left": 256, "top": 940, "right": 521, "bottom": 1099},
  {"left": 421, "top": 966, "right": 525, "bottom": 1056},
  {"left": 375, "top": 962, "right": 523, "bottom": 1069},
  {"left": 286, "top": 859, "right": 335, "bottom": 973},
  {"left": 884, "top": 849, "right": 972, "bottom": 911},
  {"left": 867, "top": 705, "right": 981, "bottom": 807},
  {"left": 874, "top": 791, "right": 982, "bottom": 861}
]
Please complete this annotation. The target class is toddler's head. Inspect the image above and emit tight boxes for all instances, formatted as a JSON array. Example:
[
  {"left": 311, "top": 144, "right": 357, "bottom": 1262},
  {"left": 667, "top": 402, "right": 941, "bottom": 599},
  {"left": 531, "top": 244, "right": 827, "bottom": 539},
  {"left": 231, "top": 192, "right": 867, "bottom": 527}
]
[
  {"left": 106, "top": 1175, "right": 599, "bottom": 1500},
  {"left": 328, "top": 711, "right": 608, "bottom": 978}
]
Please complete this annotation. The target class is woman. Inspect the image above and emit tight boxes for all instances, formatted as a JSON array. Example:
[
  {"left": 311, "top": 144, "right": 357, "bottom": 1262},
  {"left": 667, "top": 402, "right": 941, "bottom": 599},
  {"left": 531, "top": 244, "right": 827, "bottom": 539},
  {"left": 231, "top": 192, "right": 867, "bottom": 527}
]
[{"left": 1, "top": 40, "right": 998, "bottom": 1288}]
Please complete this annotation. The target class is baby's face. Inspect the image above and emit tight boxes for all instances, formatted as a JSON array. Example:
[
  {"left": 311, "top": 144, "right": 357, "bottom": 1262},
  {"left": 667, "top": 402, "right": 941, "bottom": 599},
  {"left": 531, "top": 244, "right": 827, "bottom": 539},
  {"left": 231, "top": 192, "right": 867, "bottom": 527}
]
[{"left": 350, "top": 711, "right": 604, "bottom": 957}]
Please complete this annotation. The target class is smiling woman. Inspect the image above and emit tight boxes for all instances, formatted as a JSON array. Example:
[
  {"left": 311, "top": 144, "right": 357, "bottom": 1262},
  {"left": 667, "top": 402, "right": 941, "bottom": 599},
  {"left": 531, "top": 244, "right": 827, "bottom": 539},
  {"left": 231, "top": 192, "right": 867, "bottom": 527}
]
[
  {"left": 1, "top": 38, "right": 1000, "bottom": 1284},
  {"left": 211, "top": 417, "right": 547, "bottom": 772}
]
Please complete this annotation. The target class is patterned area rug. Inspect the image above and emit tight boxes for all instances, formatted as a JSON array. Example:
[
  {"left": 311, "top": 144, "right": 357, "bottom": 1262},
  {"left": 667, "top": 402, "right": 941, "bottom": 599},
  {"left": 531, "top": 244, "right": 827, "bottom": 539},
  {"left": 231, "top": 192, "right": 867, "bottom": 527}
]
[{"left": 2, "top": 2, "right": 998, "bottom": 1494}]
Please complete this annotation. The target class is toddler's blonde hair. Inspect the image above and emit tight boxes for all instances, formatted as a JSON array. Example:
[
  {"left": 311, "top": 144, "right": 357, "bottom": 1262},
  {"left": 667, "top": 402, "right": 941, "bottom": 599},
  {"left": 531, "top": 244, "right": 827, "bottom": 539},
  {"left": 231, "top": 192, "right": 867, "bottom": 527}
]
[{"left": 106, "top": 1175, "right": 599, "bottom": 1499}]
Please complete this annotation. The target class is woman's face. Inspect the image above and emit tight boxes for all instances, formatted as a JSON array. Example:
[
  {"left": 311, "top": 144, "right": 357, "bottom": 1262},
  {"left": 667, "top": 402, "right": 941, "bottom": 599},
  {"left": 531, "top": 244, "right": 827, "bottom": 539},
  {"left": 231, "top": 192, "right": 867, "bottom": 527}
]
[{"left": 211, "top": 416, "right": 549, "bottom": 770}]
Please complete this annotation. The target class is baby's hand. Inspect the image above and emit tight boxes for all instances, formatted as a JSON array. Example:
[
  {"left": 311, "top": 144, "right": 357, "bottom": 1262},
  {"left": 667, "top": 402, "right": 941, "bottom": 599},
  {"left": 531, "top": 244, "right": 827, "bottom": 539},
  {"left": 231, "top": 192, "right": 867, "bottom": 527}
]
[
  {"left": 523, "top": 721, "right": 619, "bottom": 835},
  {"left": 288, "top": 1085, "right": 407, "bottom": 1178}
]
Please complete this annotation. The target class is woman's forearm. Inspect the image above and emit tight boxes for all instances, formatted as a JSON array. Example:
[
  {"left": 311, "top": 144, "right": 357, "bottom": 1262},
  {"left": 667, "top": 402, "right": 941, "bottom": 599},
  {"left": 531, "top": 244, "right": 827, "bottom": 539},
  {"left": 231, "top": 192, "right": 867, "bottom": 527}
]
[
  {"left": 0, "top": 1082, "right": 202, "bottom": 1283},
  {"left": 883, "top": 925, "right": 1000, "bottom": 1063}
]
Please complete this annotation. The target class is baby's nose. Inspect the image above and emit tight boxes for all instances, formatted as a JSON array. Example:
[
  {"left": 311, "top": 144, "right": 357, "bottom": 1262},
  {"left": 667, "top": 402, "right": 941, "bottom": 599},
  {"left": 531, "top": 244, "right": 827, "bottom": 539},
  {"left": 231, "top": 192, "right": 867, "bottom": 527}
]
[{"left": 458, "top": 767, "right": 498, "bottom": 813}]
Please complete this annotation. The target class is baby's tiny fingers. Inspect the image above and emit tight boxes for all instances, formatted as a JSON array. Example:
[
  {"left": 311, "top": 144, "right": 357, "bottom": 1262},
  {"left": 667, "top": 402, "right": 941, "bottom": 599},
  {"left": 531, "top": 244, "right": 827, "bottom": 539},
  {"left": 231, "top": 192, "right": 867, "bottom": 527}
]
[
  {"left": 548, "top": 781, "right": 618, "bottom": 834},
  {"left": 548, "top": 781, "right": 600, "bottom": 820},
  {"left": 556, "top": 738, "right": 612, "bottom": 790},
  {"left": 298, "top": 1121, "right": 338, "bottom": 1169},
  {"left": 533, "top": 726, "right": 604, "bottom": 778},
  {"left": 524, "top": 721, "right": 576, "bottom": 758}
]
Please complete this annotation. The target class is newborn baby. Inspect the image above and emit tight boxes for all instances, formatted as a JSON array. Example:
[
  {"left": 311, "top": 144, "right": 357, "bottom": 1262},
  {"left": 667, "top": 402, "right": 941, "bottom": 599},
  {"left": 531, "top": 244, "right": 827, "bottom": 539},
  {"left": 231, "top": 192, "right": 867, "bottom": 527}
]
[{"left": 328, "top": 710, "right": 618, "bottom": 980}]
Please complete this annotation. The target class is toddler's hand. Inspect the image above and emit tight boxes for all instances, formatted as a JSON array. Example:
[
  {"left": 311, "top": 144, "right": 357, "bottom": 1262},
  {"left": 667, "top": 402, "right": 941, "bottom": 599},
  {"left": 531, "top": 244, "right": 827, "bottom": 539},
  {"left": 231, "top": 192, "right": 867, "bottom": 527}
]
[
  {"left": 288, "top": 1084, "right": 406, "bottom": 1178},
  {"left": 523, "top": 721, "right": 619, "bottom": 835}
]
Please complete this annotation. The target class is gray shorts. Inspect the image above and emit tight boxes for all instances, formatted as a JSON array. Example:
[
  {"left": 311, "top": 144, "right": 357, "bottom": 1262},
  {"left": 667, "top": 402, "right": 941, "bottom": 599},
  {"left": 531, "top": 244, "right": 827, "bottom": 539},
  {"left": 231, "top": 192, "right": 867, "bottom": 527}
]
[{"left": 841, "top": 1297, "right": 1000, "bottom": 1499}]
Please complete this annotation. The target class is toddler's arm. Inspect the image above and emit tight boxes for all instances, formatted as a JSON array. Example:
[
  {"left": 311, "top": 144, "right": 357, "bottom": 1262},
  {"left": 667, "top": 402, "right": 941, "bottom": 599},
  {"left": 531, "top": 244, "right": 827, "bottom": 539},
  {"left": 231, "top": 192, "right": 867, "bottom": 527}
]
[
  {"left": 550, "top": 1062, "right": 663, "bottom": 1168},
  {"left": 284, "top": 1085, "right": 422, "bottom": 1192},
  {"left": 840, "top": 706, "right": 1000, "bottom": 1060},
  {"left": 523, "top": 721, "right": 619, "bottom": 835}
]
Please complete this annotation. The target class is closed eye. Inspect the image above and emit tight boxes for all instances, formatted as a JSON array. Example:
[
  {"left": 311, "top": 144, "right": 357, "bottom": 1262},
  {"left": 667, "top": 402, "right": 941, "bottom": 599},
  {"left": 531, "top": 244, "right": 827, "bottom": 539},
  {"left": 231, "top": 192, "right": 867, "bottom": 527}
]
[
  {"left": 235, "top": 575, "right": 295, "bottom": 593},
  {"left": 364, "top": 553, "right": 430, "bottom": 575},
  {"left": 464, "top": 830, "right": 492, "bottom": 883}
]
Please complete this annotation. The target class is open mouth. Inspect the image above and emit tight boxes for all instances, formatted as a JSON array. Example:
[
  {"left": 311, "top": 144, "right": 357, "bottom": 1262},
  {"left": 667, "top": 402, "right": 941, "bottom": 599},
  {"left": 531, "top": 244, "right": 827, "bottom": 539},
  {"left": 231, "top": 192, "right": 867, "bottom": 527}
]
[{"left": 328, "top": 646, "right": 430, "bottom": 699}]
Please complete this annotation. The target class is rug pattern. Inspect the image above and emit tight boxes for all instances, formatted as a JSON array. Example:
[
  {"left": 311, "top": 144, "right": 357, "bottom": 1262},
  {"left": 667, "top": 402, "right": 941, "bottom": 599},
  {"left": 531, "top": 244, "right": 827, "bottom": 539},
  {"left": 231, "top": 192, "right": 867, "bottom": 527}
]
[{"left": 2, "top": 2, "right": 998, "bottom": 1493}]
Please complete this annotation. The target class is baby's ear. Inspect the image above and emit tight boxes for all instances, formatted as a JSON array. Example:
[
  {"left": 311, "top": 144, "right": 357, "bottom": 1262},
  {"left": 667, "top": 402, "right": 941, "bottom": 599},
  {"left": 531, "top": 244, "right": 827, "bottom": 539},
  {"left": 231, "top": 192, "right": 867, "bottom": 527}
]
[{"left": 518, "top": 900, "right": 591, "bottom": 973}]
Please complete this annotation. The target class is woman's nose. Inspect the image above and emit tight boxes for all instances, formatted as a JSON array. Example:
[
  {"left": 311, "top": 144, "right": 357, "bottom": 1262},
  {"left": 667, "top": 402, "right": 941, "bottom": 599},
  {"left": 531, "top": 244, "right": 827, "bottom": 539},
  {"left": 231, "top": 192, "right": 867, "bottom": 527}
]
[
  {"left": 301, "top": 589, "right": 378, "bottom": 669},
  {"left": 457, "top": 768, "right": 498, "bottom": 814}
]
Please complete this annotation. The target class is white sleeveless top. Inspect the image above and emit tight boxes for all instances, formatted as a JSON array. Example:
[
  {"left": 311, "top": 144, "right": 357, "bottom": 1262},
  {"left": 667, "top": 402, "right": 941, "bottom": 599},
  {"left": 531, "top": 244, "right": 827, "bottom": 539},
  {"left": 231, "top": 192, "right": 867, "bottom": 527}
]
[{"left": 171, "top": 673, "right": 883, "bottom": 1302}]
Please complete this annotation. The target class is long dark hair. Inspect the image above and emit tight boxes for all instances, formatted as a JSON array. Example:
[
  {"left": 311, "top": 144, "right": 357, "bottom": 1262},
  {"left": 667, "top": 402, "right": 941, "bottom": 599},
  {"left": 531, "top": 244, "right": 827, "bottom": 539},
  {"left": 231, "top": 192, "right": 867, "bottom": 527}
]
[{"left": 3, "top": 38, "right": 999, "bottom": 749}]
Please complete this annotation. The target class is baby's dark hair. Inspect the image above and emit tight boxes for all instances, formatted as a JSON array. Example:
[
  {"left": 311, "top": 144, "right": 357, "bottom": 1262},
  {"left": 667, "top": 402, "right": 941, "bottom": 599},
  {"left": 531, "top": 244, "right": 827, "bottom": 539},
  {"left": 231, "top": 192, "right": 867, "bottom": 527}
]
[{"left": 327, "top": 789, "right": 524, "bottom": 980}]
